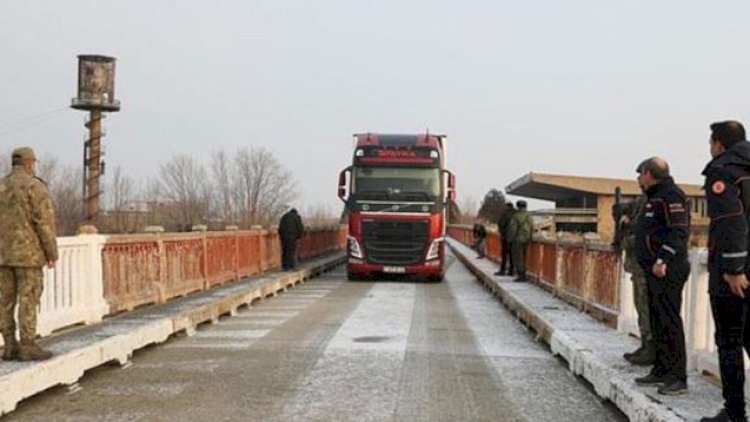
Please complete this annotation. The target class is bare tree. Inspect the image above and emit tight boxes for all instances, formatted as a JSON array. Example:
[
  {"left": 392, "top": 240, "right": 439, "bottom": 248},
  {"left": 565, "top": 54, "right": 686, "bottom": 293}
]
[
  {"left": 477, "top": 189, "right": 507, "bottom": 222},
  {"left": 232, "top": 147, "right": 296, "bottom": 227},
  {"left": 302, "top": 204, "right": 339, "bottom": 228},
  {"left": 35, "top": 156, "right": 59, "bottom": 183},
  {"left": 159, "top": 154, "right": 210, "bottom": 230},
  {"left": 104, "top": 166, "right": 139, "bottom": 233},
  {"left": 210, "top": 150, "right": 235, "bottom": 224},
  {"left": 143, "top": 177, "right": 165, "bottom": 227},
  {"left": 36, "top": 159, "right": 85, "bottom": 236},
  {"left": 459, "top": 195, "right": 479, "bottom": 224}
]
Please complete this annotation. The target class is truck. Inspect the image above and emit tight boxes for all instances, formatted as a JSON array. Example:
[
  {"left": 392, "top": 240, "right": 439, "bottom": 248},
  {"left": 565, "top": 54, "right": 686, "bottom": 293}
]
[{"left": 338, "top": 133, "right": 456, "bottom": 282}]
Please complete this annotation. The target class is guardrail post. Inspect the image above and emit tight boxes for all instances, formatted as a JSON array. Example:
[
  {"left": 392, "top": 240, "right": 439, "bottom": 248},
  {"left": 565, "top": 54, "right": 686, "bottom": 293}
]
[
  {"left": 156, "top": 233, "right": 167, "bottom": 304},
  {"left": 83, "top": 234, "right": 109, "bottom": 324}
]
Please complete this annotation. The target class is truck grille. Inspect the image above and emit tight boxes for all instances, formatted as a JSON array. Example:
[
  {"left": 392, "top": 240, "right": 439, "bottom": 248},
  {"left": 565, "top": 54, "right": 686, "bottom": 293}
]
[{"left": 362, "top": 221, "right": 429, "bottom": 265}]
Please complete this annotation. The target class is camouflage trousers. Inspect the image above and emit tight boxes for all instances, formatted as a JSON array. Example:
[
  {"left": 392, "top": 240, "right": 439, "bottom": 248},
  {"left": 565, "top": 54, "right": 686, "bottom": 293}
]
[
  {"left": 511, "top": 242, "right": 528, "bottom": 275},
  {"left": 0, "top": 267, "right": 44, "bottom": 341},
  {"left": 630, "top": 268, "right": 652, "bottom": 343}
]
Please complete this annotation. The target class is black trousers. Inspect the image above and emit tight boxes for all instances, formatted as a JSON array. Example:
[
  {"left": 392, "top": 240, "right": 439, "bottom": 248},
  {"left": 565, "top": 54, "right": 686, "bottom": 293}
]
[
  {"left": 645, "top": 265, "right": 689, "bottom": 382},
  {"left": 281, "top": 237, "right": 297, "bottom": 270},
  {"left": 710, "top": 290, "right": 750, "bottom": 421},
  {"left": 501, "top": 238, "right": 514, "bottom": 273}
]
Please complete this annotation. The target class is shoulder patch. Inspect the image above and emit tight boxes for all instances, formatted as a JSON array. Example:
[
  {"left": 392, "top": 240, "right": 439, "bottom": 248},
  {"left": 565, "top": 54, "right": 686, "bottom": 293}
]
[{"left": 711, "top": 180, "right": 726, "bottom": 195}]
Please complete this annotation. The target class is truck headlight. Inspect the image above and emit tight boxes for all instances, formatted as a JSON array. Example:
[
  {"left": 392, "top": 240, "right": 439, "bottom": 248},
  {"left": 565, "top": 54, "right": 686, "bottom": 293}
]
[
  {"left": 347, "top": 236, "right": 363, "bottom": 259},
  {"left": 425, "top": 237, "right": 444, "bottom": 261}
]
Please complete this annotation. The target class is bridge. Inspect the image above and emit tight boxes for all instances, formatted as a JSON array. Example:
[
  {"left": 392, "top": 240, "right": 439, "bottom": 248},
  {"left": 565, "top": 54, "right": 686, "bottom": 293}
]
[{"left": 0, "top": 224, "right": 734, "bottom": 421}]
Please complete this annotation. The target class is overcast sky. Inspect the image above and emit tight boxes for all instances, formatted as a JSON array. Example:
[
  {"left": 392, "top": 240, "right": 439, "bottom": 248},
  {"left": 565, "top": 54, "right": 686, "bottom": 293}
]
[{"left": 1, "top": 1, "right": 749, "bottom": 212}]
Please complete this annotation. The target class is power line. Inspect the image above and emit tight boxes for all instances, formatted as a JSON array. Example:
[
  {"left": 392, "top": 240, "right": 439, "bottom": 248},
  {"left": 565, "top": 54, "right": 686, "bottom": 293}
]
[{"left": 0, "top": 107, "right": 68, "bottom": 138}]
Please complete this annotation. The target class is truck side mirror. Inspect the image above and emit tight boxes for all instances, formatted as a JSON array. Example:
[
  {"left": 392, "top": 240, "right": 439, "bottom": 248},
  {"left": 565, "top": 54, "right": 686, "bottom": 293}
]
[
  {"left": 443, "top": 170, "right": 456, "bottom": 203},
  {"left": 338, "top": 167, "right": 351, "bottom": 202}
]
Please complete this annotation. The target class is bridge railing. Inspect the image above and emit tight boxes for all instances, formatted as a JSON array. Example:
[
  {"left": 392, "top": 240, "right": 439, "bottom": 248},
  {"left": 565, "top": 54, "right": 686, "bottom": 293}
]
[
  {"left": 448, "top": 224, "right": 718, "bottom": 374},
  {"left": 0, "top": 225, "right": 346, "bottom": 348}
]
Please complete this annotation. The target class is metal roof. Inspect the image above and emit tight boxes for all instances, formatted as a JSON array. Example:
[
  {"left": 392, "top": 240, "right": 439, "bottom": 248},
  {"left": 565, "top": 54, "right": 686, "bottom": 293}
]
[{"left": 506, "top": 172, "right": 704, "bottom": 202}]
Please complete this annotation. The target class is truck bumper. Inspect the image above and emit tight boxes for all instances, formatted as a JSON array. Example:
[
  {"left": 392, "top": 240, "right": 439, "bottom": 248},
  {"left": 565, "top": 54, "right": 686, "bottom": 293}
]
[{"left": 347, "top": 260, "right": 444, "bottom": 278}]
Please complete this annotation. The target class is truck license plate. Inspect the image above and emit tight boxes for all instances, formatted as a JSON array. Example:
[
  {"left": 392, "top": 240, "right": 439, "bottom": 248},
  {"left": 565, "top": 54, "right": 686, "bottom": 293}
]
[{"left": 383, "top": 266, "right": 406, "bottom": 274}]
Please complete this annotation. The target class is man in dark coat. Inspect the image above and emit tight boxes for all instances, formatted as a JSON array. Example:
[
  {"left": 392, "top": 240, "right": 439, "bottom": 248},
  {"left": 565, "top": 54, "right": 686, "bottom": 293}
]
[
  {"left": 278, "top": 208, "right": 304, "bottom": 271},
  {"left": 700, "top": 121, "right": 750, "bottom": 422},
  {"left": 632, "top": 157, "right": 690, "bottom": 396}
]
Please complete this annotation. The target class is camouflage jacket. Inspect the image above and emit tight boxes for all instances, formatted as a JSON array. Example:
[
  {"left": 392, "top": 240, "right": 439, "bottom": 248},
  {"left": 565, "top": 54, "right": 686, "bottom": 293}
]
[
  {"left": 0, "top": 166, "right": 58, "bottom": 267},
  {"left": 507, "top": 210, "right": 533, "bottom": 244}
]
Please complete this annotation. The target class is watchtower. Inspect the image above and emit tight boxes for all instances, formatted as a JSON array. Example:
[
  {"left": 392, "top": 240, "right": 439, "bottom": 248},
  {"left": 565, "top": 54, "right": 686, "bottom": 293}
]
[{"left": 71, "top": 55, "right": 121, "bottom": 223}]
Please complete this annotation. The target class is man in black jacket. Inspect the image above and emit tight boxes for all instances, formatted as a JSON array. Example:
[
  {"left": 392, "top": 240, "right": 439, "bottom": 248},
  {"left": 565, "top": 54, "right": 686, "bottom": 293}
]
[
  {"left": 632, "top": 157, "right": 691, "bottom": 396},
  {"left": 700, "top": 121, "right": 750, "bottom": 422},
  {"left": 278, "top": 208, "right": 304, "bottom": 271}
]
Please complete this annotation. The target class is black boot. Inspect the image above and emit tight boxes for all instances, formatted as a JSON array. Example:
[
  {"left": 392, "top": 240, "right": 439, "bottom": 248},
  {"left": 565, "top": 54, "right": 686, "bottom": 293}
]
[
  {"left": 658, "top": 379, "right": 688, "bottom": 396},
  {"left": 634, "top": 373, "right": 667, "bottom": 386},
  {"left": 623, "top": 345, "right": 644, "bottom": 361},
  {"left": 626, "top": 341, "right": 655, "bottom": 366},
  {"left": 514, "top": 273, "right": 528, "bottom": 282}
]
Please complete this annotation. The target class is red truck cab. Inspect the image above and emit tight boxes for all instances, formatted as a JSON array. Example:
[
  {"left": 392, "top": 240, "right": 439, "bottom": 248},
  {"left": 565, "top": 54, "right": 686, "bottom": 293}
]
[{"left": 338, "top": 133, "right": 456, "bottom": 282}]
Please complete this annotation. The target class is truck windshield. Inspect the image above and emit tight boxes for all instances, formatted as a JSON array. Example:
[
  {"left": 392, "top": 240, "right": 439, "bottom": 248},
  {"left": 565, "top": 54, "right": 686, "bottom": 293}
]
[{"left": 353, "top": 167, "right": 440, "bottom": 199}]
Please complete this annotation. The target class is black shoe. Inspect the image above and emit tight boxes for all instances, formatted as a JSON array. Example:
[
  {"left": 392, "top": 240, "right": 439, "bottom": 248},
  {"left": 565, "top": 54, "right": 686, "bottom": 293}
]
[
  {"left": 626, "top": 348, "right": 655, "bottom": 366},
  {"left": 494, "top": 270, "right": 505, "bottom": 276},
  {"left": 634, "top": 373, "right": 667, "bottom": 386},
  {"left": 657, "top": 380, "right": 688, "bottom": 396},
  {"left": 701, "top": 409, "right": 744, "bottom": 422},
  {"left": 623, "top": 346, "right": 645, "bottom": 361}
]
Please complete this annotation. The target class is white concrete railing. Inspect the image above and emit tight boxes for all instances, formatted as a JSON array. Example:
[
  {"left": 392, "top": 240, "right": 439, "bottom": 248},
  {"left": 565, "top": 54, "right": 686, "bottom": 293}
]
[
  {"left": 617, "top": 248, "right": 729, "bottom": 376},
  {"left": 0, "top": 235, "right": 109, "bottom": 347}
]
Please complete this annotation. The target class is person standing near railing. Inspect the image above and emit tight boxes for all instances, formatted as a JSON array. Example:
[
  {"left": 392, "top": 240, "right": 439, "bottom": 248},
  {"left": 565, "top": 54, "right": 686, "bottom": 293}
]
[
  {"left": 700, "top": 121, "right": 750, "bottom": 422},
  {"left": 472, "top": 221, "right": 487, "bottom": 258},
  {"left": 613, "top": 195, "right": 655, "bottom": 366},
  {"left": 0, "top": 147, "right": 58, "bottom": 361},
  {"left": 632, "top": 157, "right": 691, "bottom": 396},
  {"left": 278, "top": 207, "right": 304, "bottom": 271},
  {"left": 508, "top": 200, "right": 532, "bottom": 282},
  {"left": 494, "top": 202, "right": 516, "bottom": 276}
]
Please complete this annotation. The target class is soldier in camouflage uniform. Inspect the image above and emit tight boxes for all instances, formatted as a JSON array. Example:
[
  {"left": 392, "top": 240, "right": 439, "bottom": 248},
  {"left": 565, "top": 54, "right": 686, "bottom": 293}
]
[
  {"left": 508, "top": 200, "right": 533, "bottom": 282},
  {"left": 0, "top": 147, "right": 58, "bottom": 361},
  {"left": 613, "top": 195, "right": 655, "bottom": 365}
]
